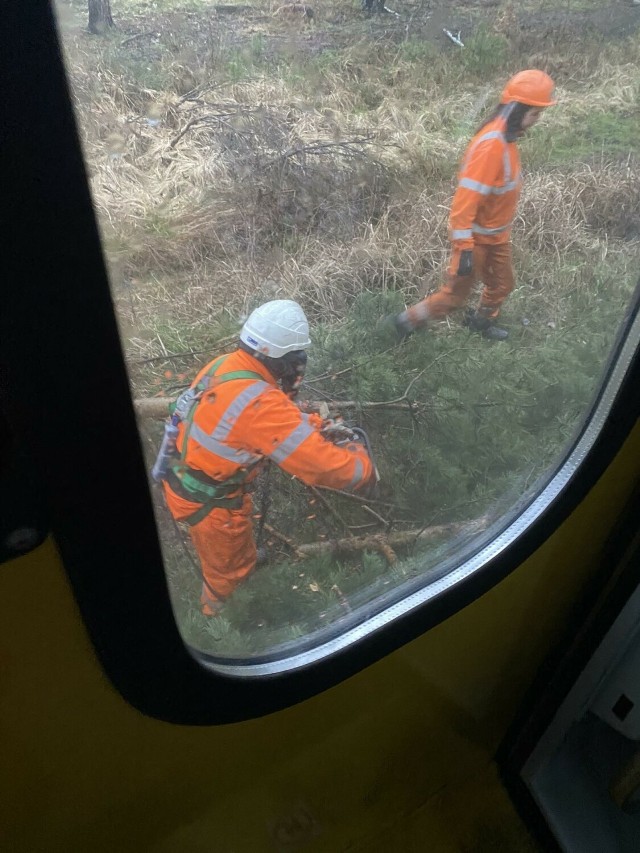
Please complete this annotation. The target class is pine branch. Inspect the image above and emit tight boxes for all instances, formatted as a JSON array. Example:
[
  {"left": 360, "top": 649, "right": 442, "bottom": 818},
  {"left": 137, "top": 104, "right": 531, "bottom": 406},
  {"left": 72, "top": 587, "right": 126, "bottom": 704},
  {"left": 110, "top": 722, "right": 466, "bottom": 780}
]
[{"left": 308, "top": 345, "right": 398, "bottom": 383}]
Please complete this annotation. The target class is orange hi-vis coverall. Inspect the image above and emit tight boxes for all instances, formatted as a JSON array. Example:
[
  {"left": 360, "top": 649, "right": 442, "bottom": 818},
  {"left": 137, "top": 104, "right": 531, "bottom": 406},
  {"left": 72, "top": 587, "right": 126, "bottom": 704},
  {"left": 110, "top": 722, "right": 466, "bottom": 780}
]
[
  {"left": 405, "top": 105, "right": 522, "bottom": 327},
  {"left": 163, "top": 348, "right": 374, "bottom": 614}
]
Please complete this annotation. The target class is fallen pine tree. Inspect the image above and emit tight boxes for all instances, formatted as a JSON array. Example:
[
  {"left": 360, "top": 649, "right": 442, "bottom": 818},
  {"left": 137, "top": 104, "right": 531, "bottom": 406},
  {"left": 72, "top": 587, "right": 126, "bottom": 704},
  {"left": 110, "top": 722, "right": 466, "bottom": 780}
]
[
  {"left": 134, "top": 395, "right": 424, "bottom": 419},
  {"left": 266, "top": 516, "right": 489, "bottom": 564}
]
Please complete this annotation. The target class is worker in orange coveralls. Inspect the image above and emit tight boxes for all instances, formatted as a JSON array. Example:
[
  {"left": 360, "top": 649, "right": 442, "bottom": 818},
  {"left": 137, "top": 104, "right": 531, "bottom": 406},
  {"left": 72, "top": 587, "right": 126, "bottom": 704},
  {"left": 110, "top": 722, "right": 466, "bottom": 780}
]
[
  {"left": 158, "top": 300, "right": 375, "bottom": 615},
  {"left": 390, "top": 70, "right": 557, "bottom": 341}
]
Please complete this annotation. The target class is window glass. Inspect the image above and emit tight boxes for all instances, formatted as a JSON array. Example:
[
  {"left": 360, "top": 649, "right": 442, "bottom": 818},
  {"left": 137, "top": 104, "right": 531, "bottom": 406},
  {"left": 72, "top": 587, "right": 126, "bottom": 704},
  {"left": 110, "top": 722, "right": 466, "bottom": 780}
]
[{"left": 54, "top": 0, "right": 640, "bottom": 661}]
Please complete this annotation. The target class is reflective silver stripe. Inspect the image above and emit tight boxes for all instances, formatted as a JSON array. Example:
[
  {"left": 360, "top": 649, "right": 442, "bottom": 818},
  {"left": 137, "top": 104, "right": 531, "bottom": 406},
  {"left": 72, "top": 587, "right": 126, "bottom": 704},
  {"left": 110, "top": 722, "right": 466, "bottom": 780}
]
[
  {"left": 269, "top": 421, "right": 315, "bottom": 464},
  {"left": 491, "top": 180, "right": 518, "bottom": 195},
  {"left": 189, "top": 422, "right": 261, "bottom": 466},
  {"left": 503, "top": 147, "right": 511, "bottom": 183},
  {"left": 211, "top": 381, "right": 270, "bottom": 442},
  {"left": 461, "top": 130, "right": 504, "bottom": 169},
  {"left": 460, "top": 129, "right": 513, "bottom": 197},
  {"left": 459, "top": 177, "right": 519, "bottom": 196},
  {"left": 476, "top": 129, "right": 504, "bottom": 144},
  {"left": 459, "top": 177, "right": 493, "bottom": 195},
  {"left": 349, "top": 457, "right": 364, "bottom": 489},
  {"left": 472, "top": 223, "right": 510, "bottom": 235},
  {"left": 452, "top": 228, "right": 473, "bottom": 240}
]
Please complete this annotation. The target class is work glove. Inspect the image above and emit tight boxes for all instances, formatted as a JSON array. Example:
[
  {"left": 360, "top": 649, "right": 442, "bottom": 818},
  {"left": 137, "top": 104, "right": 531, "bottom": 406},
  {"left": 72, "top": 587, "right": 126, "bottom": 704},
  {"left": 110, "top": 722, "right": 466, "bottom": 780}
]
[
  {"left": 321, "top": 419, "right": 356, "bottom": 445},
  {"left": 342, "top": 443, "right": 375, "bottom": 498},
  {"left": 456, "top": 250, "right": 474, "bottom": 277}
]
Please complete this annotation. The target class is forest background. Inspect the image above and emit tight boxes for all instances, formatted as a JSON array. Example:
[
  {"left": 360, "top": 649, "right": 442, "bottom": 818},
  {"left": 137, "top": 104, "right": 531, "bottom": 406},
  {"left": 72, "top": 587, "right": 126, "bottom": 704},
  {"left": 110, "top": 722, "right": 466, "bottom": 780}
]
[{"left": 55, "top": 0, "right": 640, "bottom": 655}]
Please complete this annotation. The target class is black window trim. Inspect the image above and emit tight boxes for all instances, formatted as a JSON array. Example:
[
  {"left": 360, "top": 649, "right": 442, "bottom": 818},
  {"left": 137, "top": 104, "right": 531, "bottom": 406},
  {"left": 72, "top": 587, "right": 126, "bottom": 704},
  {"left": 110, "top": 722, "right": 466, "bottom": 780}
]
[{"left": 1, "top": 1, "right": 639, "bottom": 724}]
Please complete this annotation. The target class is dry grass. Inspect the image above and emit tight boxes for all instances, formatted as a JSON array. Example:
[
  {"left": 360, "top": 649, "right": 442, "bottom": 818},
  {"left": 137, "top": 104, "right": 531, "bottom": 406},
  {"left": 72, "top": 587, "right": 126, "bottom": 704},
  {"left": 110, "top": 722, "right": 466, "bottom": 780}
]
[{"left": 54, "top": 0, "right": 640, "bottom": 368}]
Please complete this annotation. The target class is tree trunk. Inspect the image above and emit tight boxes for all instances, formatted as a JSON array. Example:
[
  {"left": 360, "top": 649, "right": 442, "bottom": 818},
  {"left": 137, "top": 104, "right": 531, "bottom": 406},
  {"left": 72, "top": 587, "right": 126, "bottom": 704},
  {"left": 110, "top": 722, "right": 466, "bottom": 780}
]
[
  {"left": 133, "top": 396, "right": 418, "bottom": 420},
  {"left": 88, "top": 0, "right": 114, "bottom": 35},
  {"left": 295, "top": 518, "right": 489, "bottom": 559}
]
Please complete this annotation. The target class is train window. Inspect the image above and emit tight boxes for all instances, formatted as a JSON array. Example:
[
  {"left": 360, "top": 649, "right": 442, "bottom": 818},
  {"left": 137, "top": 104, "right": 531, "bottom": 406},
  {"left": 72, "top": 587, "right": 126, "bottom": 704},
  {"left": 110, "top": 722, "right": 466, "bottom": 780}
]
[{"left": 51, "top": 0, "right": 639, "bottom": 675}]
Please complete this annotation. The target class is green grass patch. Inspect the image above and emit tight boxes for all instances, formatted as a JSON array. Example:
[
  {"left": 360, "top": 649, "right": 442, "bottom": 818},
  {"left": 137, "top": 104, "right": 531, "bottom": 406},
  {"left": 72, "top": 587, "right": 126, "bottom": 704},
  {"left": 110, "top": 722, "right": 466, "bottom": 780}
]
[
  {"left": 459, "top": 26, "right": 511, "bottom": 78},
  {"left": 528, "top": 110, "right": 639, "bottom": 165},
  {"left": 165, "top": 247, "right": 637, "bottom": 656}
]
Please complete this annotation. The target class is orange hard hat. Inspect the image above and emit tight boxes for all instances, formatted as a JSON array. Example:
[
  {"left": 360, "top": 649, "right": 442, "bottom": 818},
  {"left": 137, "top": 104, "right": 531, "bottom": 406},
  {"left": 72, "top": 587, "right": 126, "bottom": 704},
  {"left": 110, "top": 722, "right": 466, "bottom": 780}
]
[{"left": 500, "top": 70, "right": 557, "bottom": 107}]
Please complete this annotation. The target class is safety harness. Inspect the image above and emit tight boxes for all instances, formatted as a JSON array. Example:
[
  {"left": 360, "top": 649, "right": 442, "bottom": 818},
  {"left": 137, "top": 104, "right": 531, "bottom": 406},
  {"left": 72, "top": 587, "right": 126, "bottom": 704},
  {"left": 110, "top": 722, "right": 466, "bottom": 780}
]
[{"left": 165, "top": 354, "right": 265, "bottom": 526}]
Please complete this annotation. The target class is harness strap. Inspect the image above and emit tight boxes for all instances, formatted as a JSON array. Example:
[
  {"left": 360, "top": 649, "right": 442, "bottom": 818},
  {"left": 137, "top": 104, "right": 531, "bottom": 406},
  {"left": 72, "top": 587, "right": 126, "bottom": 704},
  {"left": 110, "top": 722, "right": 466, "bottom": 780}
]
[{"left": 170, "top": 354, "right": 265, "bottom": 522}]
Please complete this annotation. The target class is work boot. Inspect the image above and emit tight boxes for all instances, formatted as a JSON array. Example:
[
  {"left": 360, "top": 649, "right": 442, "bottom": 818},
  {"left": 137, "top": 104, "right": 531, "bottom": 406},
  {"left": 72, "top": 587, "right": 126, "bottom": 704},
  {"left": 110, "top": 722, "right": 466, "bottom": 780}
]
[
  {"left": 481, "top": 324, "right": 509, "bottom": 341},
  {"left": 463, "top": 310, "right": 509, "bottom": 341},
  {"left": 379, "top": 313, "right": 414, "bottom": 342}
]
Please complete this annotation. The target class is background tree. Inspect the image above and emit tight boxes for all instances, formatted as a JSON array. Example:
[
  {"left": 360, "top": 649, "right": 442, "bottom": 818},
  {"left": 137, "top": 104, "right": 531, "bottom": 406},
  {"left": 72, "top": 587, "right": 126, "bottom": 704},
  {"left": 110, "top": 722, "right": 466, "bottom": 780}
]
[{"left": 88, "top": 0, "right": 114, "bottom": 35}]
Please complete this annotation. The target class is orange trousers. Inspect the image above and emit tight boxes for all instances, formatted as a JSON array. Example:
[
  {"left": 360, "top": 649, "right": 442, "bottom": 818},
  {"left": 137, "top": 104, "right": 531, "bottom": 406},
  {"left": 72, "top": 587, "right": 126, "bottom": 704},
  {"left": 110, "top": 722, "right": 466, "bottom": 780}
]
[
  {"left": 164, "top": 485, "right": 256, "bottom": 615},
  {"left": 405, "top": 242, "right": 515, "bottom": 328}
]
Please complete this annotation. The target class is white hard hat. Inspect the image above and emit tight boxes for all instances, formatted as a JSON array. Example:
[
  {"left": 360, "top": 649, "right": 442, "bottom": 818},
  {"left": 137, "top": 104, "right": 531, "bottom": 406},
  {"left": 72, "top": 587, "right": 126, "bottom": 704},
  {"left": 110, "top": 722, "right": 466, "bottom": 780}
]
[{"left": 240, "top": 299, "right": 311, "bottom": 358}]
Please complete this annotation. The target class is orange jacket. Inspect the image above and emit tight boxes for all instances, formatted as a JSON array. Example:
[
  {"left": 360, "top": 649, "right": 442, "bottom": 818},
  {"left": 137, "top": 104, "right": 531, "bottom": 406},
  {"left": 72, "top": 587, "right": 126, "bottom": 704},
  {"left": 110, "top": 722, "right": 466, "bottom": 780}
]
[
  {"left": 449, "top": 106, "right": 522, "bottom": 251},
  {"left": 175, "top": 348, "right": 374, "bottom": 493}
]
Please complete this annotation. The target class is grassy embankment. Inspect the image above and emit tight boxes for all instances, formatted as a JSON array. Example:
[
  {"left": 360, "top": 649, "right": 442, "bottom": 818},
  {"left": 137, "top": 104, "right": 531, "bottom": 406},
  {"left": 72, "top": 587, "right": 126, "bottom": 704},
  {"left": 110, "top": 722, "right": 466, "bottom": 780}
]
[{"left": 58, "top": 0, "right": 639, "bottom": 654}]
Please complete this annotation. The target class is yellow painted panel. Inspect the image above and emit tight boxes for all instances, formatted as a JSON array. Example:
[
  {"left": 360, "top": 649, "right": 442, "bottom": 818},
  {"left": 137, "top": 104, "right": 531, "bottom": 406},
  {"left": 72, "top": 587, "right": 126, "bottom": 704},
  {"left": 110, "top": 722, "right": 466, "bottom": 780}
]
[{"left": 1, "top": 423, "right": 638, "bottom": 851}]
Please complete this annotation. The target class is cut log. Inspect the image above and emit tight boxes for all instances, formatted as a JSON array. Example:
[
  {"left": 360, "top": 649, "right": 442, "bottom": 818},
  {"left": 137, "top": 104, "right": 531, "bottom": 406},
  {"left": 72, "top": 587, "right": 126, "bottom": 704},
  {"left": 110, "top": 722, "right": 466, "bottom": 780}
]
[
  {"left": 133, "top": 396, "right": 418, "bottom": 420},
  {"left": 296, "top": 517, "right": 488, "bottom": 558}
]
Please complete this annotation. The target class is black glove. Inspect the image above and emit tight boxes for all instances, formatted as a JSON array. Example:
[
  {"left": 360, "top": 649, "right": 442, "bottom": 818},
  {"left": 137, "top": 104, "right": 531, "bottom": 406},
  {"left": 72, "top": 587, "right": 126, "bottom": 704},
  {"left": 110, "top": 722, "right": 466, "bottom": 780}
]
[{"left": 457, "top": 250, "right": 473, "bottom": 277}]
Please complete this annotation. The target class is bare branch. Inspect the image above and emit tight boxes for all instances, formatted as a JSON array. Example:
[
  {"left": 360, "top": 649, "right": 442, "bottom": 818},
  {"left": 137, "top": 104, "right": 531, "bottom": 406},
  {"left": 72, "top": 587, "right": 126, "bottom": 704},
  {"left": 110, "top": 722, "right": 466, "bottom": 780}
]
[
  {"left": 307, "top": 485, "right": 355, "bottom": 539},
  {"left": 296, "top": 516, "right": 489, "bottom": 558},
  {"left": 169, "top": 107, "right": 260, "bottom": 147},
  {"left": 128, "top": 335, "right": 237, "bottom": 365},
  {"left": 133, "top": 394, "right": 434, "bottom": 419},
  {"left": 263, "top": 523, "right": 308, "bottom": 560},
  {"left": 363, "top": 504, "right": 390, "bottom": 528},
  {"left": 120, "top": 31, "right": 157, "bottom": 47},
  {"left": 259, "top": 136, "right": 375, "bottom": 171},
  {"left": 313, "top": 486, "right": 400, "bottom": 510}
]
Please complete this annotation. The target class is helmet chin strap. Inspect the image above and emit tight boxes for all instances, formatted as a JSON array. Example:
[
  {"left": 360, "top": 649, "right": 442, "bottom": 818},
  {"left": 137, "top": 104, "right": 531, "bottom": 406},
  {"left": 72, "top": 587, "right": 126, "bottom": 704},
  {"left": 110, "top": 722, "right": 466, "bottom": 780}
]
[{"left": 246, "top": 346, "right": 307, "bottom": 398}]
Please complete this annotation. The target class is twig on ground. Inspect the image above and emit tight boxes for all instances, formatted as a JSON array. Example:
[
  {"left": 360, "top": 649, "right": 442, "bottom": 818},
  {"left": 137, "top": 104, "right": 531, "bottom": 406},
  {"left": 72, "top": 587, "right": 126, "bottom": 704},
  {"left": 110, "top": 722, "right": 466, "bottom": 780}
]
[
  {"left": 129, "top": 335, "right": 237, "bottom": 365},
  {"left": 301, "top": 484, "right": 399, "bottom": 510},
  {"left": 169, "top": 108, "right": 259, "bottom": 147},
  {"left": 263, "top": 523, "right": 308, "bottom": 559},
  {"left": 169, "top": 117, "right": 203, "bottom": 148},
  {"left": 176, "top": 82, "right": 228, "bottom": 106},
  {"left": 259, "top": 136, "right": 375, "bottom": 171},
  {"left": 296, "top": 516, "right": 489, "bottom": 559},
  {"left": 120, "top": 31, "right": 157, "bottom": 47},
  {"left": 363, "top": 504, "right": 390, "bottom": 527},
  {"left": 307, "top": 485, "right": 356, "bottom": 539}
]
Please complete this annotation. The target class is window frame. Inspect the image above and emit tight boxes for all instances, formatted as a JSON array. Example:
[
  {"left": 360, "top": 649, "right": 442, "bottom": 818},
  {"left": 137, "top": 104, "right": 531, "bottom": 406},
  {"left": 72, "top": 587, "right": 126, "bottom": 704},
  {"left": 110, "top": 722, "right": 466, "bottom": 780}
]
[
  {"left": 2, "top": 0, "right": 639, "bottom": 724},
  {"left": 498, "top": 490, "right": 640, "bottom": 852}
]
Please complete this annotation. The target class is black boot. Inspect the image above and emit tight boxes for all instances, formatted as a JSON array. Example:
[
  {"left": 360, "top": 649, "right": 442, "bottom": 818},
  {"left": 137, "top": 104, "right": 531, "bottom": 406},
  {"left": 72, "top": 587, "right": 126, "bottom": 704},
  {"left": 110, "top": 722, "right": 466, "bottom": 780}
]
[
  {"left": 463, "top": 310, "right": 509, "bottom": 341},
  {"left": 482, "top": 324, "right": 509, "bottom": 341}
]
